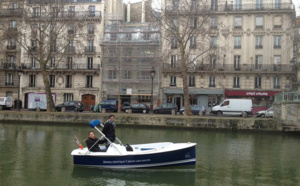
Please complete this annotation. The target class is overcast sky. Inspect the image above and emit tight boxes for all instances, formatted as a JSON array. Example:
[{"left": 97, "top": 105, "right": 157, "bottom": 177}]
[{"left": 124, "top": 0, "right": 300, "bottom": 16}]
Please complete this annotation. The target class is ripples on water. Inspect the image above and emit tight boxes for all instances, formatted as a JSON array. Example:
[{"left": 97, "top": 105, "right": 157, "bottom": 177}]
[{"left": 0, "top": 124, "right": 299, "bottom": 185}]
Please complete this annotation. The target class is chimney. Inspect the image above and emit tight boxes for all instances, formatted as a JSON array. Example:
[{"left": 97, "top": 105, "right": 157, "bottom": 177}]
[
  {"left": 141, "top": 0, "right": 145, "bottom": 22},
  {"left": 127, "top": 1, "right": 131, "bottom": 22}
]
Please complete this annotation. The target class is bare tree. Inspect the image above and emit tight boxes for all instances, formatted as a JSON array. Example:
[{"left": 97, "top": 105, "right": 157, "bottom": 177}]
[
  {"left": 153, "top": 0, "right": 228, "bottom": 116},
  {"left": 0, "top": 0, "right": 93, "bottom": 111}
]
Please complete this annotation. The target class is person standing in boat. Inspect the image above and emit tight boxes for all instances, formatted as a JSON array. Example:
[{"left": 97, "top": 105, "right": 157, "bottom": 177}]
[
  {"left": 99, "top": 115, "right": 116, "bottom": 148},
  {"left": 85, "top": 131, "right": 103, "bottom": 152}
]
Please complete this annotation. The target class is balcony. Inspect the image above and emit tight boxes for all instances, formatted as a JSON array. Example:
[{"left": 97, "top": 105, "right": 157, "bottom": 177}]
[
  {"left": 5, "top": 82, "right": 14, "bottom": 86},
  {"left": 189, "top": 83, "right": 195, "bottom": 87},
  {"left": 274, "top": 45, "right": 281, "bottom": 49},
  {"left": 29, "top": 83, "right": 35, "bottom": 87},
  {"left": 28, "top": 11, "right": 102, "bottom": 19},
  {"left": 20, "top": 63, "right": 100, "bottom": 70},
  {"left": 3, "top": 63, "right": 16, "bottom": 70},
  {"left": 234, "top": 26, "right": 242, "bottom": 29},
  {"left": 28, "top": 0, "right": 102, "bottom": 4},
  {"left": 234, "top": 45, "right": 241, "bottom": 49},
  {"left": 190, "top": 44, "right": 197, "bottom": 49},
  {"left": 7, "top": 45, "right": 16, "bottom": 50},
  {"left": 209, "top": 84, "right": 216, "bottom": 87},
  {"left": 255, "top": 85, "right": 261, "bottom": 89},
  {"left": 86, "top": 84, "right": 93, "bottom": 88},
  {"left": 66, "top": 84, "right": 72, "bottom": 88},
  {"left": 0, "top": 9, "right": 22, "bottom": 17},
  {"left": 28, "top": 46, "right": 38, "bottom": 53},
  {"left": 85, "top": 46, "right": 95, "bottom": 53},
  {"left": 255, "top": 45, "right": 263, "bottom": 49},
  {"left": 66, "top": 46, "right": 75, "bottom": 53},
  {"left": 274, "top": 85, "right": 281, "bottom": 89},
  {"left": 170, "top": 83, "right": 176, "bottom": 87},
  {"left": 233, "top": 85, "right": 240, "bottom": 88}
]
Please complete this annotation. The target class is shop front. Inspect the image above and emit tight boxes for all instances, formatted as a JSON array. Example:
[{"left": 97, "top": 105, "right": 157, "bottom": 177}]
[
  {"left": 224, "top": 90, "right": 281, "bottom": 114},
  {"left": 163, "top": 88, "right": 224, "bottom": 112}
]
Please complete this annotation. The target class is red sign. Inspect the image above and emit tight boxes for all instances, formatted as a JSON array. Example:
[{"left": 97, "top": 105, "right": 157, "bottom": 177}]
[{"left": 225, "top": 90, "right": 281, "bottom": 97}]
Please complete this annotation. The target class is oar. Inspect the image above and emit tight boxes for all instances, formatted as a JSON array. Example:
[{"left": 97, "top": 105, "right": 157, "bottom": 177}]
[{"left": 74, "top": 135, "right": 83, "bottom": 150}]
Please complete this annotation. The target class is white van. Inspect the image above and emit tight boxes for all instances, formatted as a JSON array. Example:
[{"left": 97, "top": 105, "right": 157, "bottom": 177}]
[
  {"left": 0, "top": 97, "right": 13, "bottom": 110},
  {"left": 211, "top": 99, "right": 252, "bottom": 117}
]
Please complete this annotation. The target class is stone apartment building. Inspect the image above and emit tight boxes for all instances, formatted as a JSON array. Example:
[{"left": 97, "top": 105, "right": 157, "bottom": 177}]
[
  {"left": 0, "top": 0, "right": 105, "bottom": 110},
  {"left": 161, "top": 0, "right": 296, "bottom": 114},
  {"left": 294, "top": 16, "right": 300, "bottom": 93},
  {"left": 101, "top": 0, "right": 160, "bottom": 106}
]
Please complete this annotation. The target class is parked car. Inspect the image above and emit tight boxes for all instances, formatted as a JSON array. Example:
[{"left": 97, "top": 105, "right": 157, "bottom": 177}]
[
  {"left": 180, "top": 105, "right": 206, "bottom": 115},
  {"left": 123, "top": 103, "right": 150, "bottom": 113},
  {"left": 55, "top": 101, "right": 85, "bottom": 112},
  {"left": 256, "top": 107, "right": 274, "bottom": 118},
  {"left": 121, "top": 102, "right": 131, "bottom": 112},
  {"left": 153, "top": 103, "right": 178, "bottom": 114},
  {"left": 94, "top": 100, "right": 118, "bottom": 112},
  {"left": 211, "top": 99, "right": 253, "bottom": 117},
  {"left": 0, "top": 97, "right": 13, "bottom": 110}
]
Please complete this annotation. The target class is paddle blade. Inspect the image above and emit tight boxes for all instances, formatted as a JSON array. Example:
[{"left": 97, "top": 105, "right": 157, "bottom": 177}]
[{"left": 89, "top": 120, "right": 101, "bottom": 128}]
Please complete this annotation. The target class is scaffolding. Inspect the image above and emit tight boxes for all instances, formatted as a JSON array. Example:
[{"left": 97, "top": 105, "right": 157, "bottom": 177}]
[{"left": 101, "top": 15, "right": 160, "bottom": 105}]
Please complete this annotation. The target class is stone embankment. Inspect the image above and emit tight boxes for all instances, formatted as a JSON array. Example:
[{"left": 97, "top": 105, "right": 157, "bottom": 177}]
[{"left": 0, "top": 111, "right": 281, "bottom": 131}]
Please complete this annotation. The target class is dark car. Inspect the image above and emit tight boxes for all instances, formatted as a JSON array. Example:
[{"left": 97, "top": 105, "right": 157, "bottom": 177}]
[
  {"left": 180, "top": 105, "right": 206, "bottom": 115},
  {"left": 94, "top": 100, "right": 118, "bottom": 112},
  {"left": 124, "top": 103, "right": 150, "bottom": 113},
  {"left": 121, "top": 102, "right": 131, "bottom": 112},
  {"left": 153, "top": 103, "right": 178, "bottom": 114},
  {"left": 56, "top": 101, "right": 85, "bottom": 112}
]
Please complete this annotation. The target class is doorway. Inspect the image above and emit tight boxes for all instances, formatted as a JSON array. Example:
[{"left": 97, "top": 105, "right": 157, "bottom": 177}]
[
  {"left": 173, "top": 96, "right": 182, "bottom": 110},
  {"left": 81, "top": 94, "right": 95, "bottom": 111}
]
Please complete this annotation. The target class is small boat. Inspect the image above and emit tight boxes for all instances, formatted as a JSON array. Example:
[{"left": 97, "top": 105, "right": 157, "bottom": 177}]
[{"left": 71, "top": 120, "right": 196, "bottom": 169}]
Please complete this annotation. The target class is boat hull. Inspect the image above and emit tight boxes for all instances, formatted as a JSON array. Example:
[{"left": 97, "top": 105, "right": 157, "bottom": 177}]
[{"left": 73, "top": 145, "right": 196, "bottom": 169}]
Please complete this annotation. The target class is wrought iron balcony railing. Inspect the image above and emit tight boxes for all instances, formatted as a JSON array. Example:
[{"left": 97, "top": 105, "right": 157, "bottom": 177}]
[
  {"left": 3, "top": 63, "right": 17, "bottom": 69},
  {"left": 0, "top": 9, "right": 22, "bottom": 17},
  {"left": 28, "top": 0, "right": 102, "bottom": 4},
  {"left": 20, "top": 63, "right": 100, "bottom": 70},
  {"left": 5, "top": 82, "right": 14, "bottom": 86},
  {"left": 7, "top": 45, "right": 16, "bottom": 50},
  {"left": 85, "top": 46, "right": 95, "bottom": 53},
  {"left": 28, "top": 11, "right": 101, "bottom": 19}
]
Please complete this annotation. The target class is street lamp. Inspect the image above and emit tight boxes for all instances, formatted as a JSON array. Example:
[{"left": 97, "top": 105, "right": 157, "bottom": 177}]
[
  {"left": 150, "top": 67, "right": 156, "bottom": 114},
  {"left": 17, "top": 67, "right": 23, "bottom": 111}
]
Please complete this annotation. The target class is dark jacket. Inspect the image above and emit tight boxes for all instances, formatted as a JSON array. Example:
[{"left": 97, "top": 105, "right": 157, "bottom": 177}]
[
  {"left": 86, "top": 137, "right": 102, "bottom": 152},
  {"left": 101, "top": 120, "right": 116, "bottom": 143}
]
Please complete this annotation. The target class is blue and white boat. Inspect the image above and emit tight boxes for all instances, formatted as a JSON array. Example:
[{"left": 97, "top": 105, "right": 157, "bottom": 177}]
[{"left": 71, "top": 120, "right": 196, "bottom": 169}]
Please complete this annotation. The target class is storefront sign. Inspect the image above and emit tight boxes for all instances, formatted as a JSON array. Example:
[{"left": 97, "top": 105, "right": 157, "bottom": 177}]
[{"left": 226, "top": 90, "right": 281, "bottom": 97}]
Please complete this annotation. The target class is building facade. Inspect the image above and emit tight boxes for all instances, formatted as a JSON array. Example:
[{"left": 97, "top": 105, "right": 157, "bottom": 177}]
[
  {"left": 0, "top": 0, "right": 105, "bottom": 110},
  {"left": 161, "top": 0, "right": 296, "bottom": 114},
  {"left": 294, "top": 16, "right": 300, "bottom": 93}
]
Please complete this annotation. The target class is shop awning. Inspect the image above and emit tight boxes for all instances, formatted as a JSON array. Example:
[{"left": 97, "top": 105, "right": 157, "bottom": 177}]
[
  {"left": 225, "top": 90, "right": 281, "bottom": 97},
  {"left": 164, "top": 88, "right": 224, "bottom": 95}
]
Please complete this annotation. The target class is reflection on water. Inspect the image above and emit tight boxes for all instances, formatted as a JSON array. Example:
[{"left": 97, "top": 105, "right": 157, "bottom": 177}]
[
  {"left": 0, "top": 124, "right": 300, "bottom": 185},
  {"left": 72, "top": 167, "right": 195, "bottom": 186}
]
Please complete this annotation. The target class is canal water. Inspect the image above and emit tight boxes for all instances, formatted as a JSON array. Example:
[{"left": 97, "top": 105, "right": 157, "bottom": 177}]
[{"left": 0, "top": 123, "right": 299, "bottom": 186}]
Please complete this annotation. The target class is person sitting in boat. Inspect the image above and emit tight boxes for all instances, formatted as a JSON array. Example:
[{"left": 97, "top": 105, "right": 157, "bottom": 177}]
[
  {"left": 99, "top": 115, "right": 116, "bottom": 149},
  {"left": 85, "top": 131, "right": 104, "bottom": 152}
]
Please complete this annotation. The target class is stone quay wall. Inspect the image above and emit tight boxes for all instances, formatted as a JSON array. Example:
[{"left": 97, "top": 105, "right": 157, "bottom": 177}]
[{"left": 0, "top": 111, "right": 281, "bottom": 131}]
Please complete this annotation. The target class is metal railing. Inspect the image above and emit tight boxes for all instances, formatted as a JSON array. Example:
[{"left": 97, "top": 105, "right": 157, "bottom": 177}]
[
  {"left": 28, "top": 0, "right": 102, "bottom": 4},
  {"left": 85, "top": 46, "right": 96, "bottom": 53},
  {"left": 163, "top": 64, "right": 293, "bottom": 73},
  {"left": 20, "top": 63, "right": 100, "bottom": 70},
  {"left": 28, "top": 11, "right": 101, "bottom": 19},
  {"left": 5, "top": 82, "right": 14, "bottom": 86},
  {"left": 275, "top": 92, "right": 300, "bottom": 103},
  {"left": 2, "top": 63, "right": 17, "bottom": 69},
  {"left": 0, "top": 9, "right": 22, "bottom": 17}
]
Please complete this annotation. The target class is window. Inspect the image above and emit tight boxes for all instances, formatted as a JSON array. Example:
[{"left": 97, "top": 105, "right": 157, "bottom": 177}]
[
  {"left": 211, "top": 0, "right": 218, "bottom": 11},
  {"left": 170, "top": 76, "right": 176, "bottom": 86},
  {"left": 8, "top": 38, "right": 16, "bottom": 48},
  {"left": 143, "top": 33, "right": 150, "bottom": 40},
  {"left": 139, "top": 71, "right": 150, "bottom": 79},
  {"left": 255, "top": 16, "right": 264, "bottom": 28},
  {"left": 233, "top": 76, "right": 240, "bottom": 88},
  {"left": 255, "top": 76, "right": 261, "bottom": 89},
  {"left": 209, "top": 76, "right": 216, "bottom": 87},
  {"left": 10, "top": 21, "right": 16, "bottom": 28},
  {"left": 234, "top": 17, "right": 242, "bottom": 29},
  {"left": 190, "top": 18, "right": 197, "bottom": 28},
  {"left": 31, "top": 57, "right": 36, "bottom": 68},
  {"left": 108, "top": 70, "right": 116, "bottom": 79},
  {"left": 255, "top": 35, "right": 263, "bottom": 49},
  {"left": 52, "top": 7, "right": 58, "bottom": 17},
  {"left": 210, "top": 17, "right": 218, "bottom": 29},
  {"left": 86, "top": 75, "right": 93, "bottom": 87},
  {"left": 6, "top": 73, "right": 13, "bottom": 86},
  {"left": 67, "top": 57, "right": 72, "bottom": 69},
  {"left": 12, "top": 3, "right": 18, "bottom": 10},
  {"left": 49, "top": 75, "right": 55, "bottom": 87},
  {"left": 172, "top": 19, "right": 179, "bottom": 29},
  {"left": 32, "top": 24, "right": 38, "bottom": 37},
  {"left": 234, "top": 36, "right": 241, "bottom": 49},
  {"left": 29, "top": 75, "right": 36, "bottom": 87},
  {"left": 274, "top": 16, "right": 282, "bottom": 28},
  {"left": 87, "top": 57, "right": 93, "bottom": 69},
  {"left": 125, "top": 33, "right": 132, "bottom": 41},
  {"left": 50, "top": 57, "right": 55, "bottom": 68},
  {"left": 274, "top": 35, "right": 281, "bottom": 48},
  {"left": 256, "top": 0, "right": 263, "bottom": 9},
  {"left": 111, "top": 33, "right": 117, "bottom": 41},
  {"left": 189, "top": 76, "right": 195, "bottom": 87},
  {"left": 50, "top": 39, "right": 57, "bottom": 52},
  {"left": 234, "top": 56, "right": 241, "bottom": 70},
  {"left": 221, "top": 101, "right": 229, "bottom": 106},
  {"left": 89, "top": 6, "right": 95, "bottom": 17},
  {"left": 274, "top": 55, "right": 281, "bottom": 71},
  {"left": 294, "top": 44, "right": 298, "bottom": 54},
  {"left": 275, "top": 0, "right": 281, "bottom": 9},
  {"left": 123, "top": 71, "right": 131, "bottom": 79},
  {"left": 236, "top": 0, "right": 242, "bottom": 10},
  {"left": 255, "top": 55, "right": 263, "bottom": 69},
  {"left": 190, "top": 36, "right": 196, "bottom": 48},
  {"left": 88, "top": 23, "right": 94, "bottom": 34},
  {"left": 68, "top": 24, "right": 74, "bottom": 34},
  {"left": 33, "top": 7, "right": 39, "bottom": 17},
  {"left": 66, "top": 75, "right": 72, "bottom": 88},
  {"left": 8, "top": 55, "right": 15, "bottom": 64},
  {"left": 274, "top": 77, "right": 280, "bottom": 89},
  {"left": 64, "top": 93, "right": 73, "bottom": 102},
  {"left": 210, "top": 36, "right": 217, "bottom": 48},
  {"left": 294, "top": 30, "right": 299, "bottom": 40},
  {"left": 210, "top": 56, "right": 216, "bottom": 69},
  {"left": 171, "top": 38, "right": 177, "bottom": 48},
  {"left": 138, "top": 96, "right": 151, "bottom": 102},
  {"left": 87, "top": 40, "right": 94, "bottom": 52},
  {"left": 170, "top": 55, "right": 177, "bottom": 68},
  {"left": 67, "top": 40, "right": 74, "bottom": 52},
  {"left": 172, "top": 0, "right": 179, "bottom": 11}
]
